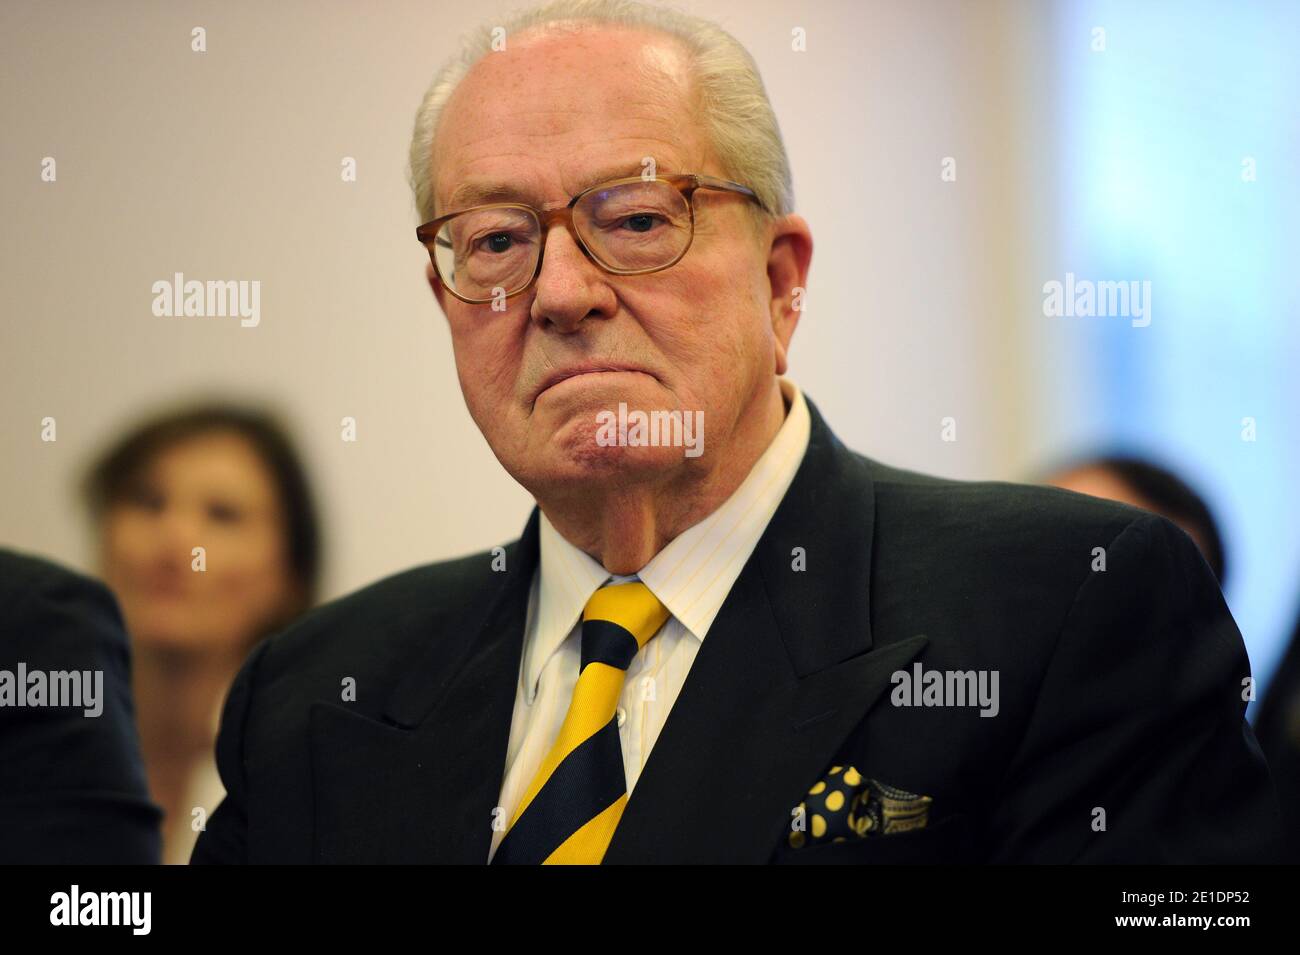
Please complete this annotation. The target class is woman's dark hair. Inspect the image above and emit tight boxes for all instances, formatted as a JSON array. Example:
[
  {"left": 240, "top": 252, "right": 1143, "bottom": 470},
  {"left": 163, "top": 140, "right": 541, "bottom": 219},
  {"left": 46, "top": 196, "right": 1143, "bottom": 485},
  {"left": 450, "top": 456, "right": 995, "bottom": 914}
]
[
  {"left": 82, "top": 400, "right": 323, "bottom": 632},
  {"left": 1048, "top": 454, "right": 1227, "bottom": 587}
]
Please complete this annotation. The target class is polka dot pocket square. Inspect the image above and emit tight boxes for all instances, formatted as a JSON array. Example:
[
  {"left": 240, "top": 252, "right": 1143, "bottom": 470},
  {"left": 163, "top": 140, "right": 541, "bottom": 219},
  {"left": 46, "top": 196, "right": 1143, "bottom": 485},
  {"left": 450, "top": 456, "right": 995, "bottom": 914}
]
[{"left": 787, "top": 764, "right": 933, "bottom": 850}]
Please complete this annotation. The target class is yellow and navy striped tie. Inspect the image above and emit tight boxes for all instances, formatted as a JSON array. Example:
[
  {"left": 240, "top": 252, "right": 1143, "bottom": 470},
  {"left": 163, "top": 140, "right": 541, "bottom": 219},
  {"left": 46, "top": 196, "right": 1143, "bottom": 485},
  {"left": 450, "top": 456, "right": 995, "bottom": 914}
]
[{"left": 492, "top": 579, "right": 670, "bottom": 864}]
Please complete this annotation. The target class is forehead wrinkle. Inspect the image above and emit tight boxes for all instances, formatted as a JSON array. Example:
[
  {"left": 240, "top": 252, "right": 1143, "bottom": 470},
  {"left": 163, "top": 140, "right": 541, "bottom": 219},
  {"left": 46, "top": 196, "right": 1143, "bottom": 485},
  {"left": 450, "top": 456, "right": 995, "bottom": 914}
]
[
  {"left": 439, "top": 90, "right": 696, "bottom": 156},
  {"left": 446, "top": 155, "right": 686, "bottom": 212}
]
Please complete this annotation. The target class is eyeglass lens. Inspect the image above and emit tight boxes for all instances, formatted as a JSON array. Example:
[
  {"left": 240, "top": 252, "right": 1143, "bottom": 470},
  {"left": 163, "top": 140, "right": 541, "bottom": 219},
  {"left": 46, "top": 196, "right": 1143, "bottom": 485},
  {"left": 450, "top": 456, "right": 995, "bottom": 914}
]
[{"left": 432, "top": 179, "right": 693, "bottom": 300}]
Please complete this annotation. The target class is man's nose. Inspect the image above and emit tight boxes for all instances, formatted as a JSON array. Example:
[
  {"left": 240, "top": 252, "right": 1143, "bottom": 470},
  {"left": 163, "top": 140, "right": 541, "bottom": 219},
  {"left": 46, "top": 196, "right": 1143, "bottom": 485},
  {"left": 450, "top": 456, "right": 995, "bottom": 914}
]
[{"left": 529, "top": 223, "right": 615, "bottom": 332}]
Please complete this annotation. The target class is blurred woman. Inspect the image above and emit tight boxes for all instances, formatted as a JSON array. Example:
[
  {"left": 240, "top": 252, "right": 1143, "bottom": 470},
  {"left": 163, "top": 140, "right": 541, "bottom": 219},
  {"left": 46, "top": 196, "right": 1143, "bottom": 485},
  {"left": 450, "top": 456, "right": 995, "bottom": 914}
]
[
  {"left": 83, "top": 402, "right": 321, "bottom": 863},
  {"left": 1043, "top": 454, "right": 1227, "bottom": 586}
]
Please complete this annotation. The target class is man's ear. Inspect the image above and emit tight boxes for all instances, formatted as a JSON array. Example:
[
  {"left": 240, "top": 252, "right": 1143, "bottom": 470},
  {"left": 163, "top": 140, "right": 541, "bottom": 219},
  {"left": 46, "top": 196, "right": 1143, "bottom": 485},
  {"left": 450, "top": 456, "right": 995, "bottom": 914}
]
[
  {"left": 426, "top": 261, "right": 449, "bottom": 317},
  {"left": 764, "top": 214, "right": 813, "bottom": 376}
]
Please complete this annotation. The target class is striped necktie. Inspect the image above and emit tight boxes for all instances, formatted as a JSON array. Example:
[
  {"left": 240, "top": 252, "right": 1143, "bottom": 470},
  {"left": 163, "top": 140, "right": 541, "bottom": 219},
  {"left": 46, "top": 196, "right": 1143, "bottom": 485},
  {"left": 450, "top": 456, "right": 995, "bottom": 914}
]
[{"left": 492, "top": 579, "right": 670, "bottom": 864}]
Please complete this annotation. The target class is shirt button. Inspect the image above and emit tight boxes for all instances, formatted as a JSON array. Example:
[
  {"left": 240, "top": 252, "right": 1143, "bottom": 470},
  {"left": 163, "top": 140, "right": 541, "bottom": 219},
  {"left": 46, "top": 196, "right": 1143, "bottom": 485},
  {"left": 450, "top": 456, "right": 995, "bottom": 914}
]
[{"left": 616, "top": 706, "right": 627, "bottom": 727}]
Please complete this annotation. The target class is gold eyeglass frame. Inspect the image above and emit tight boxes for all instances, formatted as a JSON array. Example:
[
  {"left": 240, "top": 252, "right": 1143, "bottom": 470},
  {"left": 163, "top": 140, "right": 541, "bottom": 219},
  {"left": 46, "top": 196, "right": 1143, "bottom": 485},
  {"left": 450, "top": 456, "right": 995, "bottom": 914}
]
[{"left": 415, "top": 173, "right": 765, "bottom": 304}]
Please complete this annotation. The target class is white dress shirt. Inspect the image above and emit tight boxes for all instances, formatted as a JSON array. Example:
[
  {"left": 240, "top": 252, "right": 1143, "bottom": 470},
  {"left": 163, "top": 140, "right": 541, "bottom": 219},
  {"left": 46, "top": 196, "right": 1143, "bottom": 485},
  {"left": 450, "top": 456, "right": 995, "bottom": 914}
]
[{"left": 487, "top": 377, "right": 811, "bottom": 862}]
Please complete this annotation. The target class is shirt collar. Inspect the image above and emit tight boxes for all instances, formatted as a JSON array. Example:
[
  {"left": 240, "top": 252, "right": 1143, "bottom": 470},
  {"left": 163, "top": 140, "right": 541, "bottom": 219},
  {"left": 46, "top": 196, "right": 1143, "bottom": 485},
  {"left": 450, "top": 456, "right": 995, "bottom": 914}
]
[{"left": 524, "top": 377, "right": 811, "bottom": 704}]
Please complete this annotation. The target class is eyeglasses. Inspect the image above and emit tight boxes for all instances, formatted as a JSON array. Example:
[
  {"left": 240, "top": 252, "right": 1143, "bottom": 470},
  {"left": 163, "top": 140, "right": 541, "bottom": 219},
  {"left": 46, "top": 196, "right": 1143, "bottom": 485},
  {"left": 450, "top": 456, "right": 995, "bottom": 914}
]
[{"left": 415, "top": 173, "right": 764, "bottom": 304}]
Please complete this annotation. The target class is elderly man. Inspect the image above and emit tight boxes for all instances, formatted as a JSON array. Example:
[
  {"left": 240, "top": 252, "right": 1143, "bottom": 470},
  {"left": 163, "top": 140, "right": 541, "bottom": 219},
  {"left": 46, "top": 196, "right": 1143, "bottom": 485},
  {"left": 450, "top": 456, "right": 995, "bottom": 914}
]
[{"left": 192, "top": 0, "right": 1278, "bottom": 864}]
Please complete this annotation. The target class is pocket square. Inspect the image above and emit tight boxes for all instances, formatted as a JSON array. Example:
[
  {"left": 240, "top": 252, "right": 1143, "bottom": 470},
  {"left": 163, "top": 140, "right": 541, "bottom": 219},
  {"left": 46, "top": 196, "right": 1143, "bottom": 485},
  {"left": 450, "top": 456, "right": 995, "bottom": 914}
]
[{"left": 787, "top": 765, "right": 932, "bottom": 849}]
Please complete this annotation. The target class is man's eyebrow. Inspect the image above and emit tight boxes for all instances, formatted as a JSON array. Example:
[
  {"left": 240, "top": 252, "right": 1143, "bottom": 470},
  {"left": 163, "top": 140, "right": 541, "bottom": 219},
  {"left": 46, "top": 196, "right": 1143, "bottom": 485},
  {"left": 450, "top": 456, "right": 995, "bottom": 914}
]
[
  {"left": 444, "top": 181, "right": 527, "bottom": 211},
  {"left": 442, "top": 162, "right": 674, "bottom": 214}
]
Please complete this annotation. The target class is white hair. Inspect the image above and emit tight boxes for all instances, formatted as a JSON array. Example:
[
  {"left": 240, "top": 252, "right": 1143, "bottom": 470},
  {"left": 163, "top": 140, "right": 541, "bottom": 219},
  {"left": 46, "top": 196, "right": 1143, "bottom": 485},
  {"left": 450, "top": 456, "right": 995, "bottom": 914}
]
[{"left": 407, "top": 0, "right": 794, "bottom": 226}]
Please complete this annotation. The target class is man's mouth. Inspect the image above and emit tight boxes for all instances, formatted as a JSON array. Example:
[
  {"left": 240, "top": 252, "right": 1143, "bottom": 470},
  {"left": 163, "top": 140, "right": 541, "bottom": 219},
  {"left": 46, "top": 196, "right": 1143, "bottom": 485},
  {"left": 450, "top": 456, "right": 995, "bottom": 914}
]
[{"left": 533, "top": 364, "right": 655, "bottom": 403}]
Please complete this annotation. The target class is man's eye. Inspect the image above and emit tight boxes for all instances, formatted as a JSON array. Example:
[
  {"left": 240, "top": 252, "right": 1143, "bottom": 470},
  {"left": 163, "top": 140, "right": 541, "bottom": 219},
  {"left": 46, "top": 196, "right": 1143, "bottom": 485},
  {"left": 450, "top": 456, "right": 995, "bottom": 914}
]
[
  {"left": 479, "top": 232, "right": 514, "bottom": 253},
  {"left": 622, "top": 214, "right": 660, "bottom": 233}
]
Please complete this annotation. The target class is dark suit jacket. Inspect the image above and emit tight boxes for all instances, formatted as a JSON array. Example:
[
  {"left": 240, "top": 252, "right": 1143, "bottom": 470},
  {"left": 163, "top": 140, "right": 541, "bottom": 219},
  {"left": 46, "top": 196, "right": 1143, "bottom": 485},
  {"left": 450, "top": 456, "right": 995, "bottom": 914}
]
[
  {"left": 0, "top": 548, "right": 162, "bottom": 864},
  {"left": 1252, "top": 603, "right": 1300, "bottom": 862},
  {"left": 192, "top": 398, "right": 1280, "bottom": 863}
]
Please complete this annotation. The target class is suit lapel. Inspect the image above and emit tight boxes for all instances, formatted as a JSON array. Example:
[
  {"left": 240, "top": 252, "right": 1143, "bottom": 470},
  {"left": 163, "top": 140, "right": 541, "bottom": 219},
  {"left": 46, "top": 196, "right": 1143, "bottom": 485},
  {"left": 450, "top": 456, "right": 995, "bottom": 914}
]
[
  {"left": 309, "top": 511, "right": 540, "bottom": 863},
  {"left": 603, "top": 398, "right": 919, "bottom": 863}
]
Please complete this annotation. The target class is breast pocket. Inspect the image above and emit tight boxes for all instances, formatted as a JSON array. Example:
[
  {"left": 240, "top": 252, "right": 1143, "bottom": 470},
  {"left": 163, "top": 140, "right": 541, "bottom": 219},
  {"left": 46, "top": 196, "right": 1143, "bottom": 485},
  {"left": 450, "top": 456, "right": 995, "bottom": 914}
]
[{"left": 771, "top": 813, "right": 975, "bottom": 865}]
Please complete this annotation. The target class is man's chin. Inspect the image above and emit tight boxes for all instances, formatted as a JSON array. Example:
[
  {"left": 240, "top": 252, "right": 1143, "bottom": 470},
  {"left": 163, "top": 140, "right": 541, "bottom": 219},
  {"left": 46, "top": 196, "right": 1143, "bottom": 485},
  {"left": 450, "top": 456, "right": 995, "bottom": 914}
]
[
  {"left": 509, "top": 390, "right": 707, "bottom": 492},
  {"left": 517, "top": 423, "right": 693, "bottom": 495}
]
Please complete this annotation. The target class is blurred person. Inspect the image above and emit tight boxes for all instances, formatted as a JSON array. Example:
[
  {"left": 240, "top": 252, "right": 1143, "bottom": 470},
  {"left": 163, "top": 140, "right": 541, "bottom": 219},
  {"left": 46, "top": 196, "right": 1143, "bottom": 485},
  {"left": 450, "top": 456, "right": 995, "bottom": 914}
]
[
  {"left": 82, "top": 402, "right": 321, "bottom": 863},
  {"left": 194, "top": 0, "right": 1277, "bottom": 864},
  {"left": 1044, "top": 454, "right": 1227, "bottom": 586},
  {"left": 1042, "top": 459, "right": 1300, "bottom": 861},
  {"left": 0, "top": 548, "right": 161, "bottom": 863}
]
